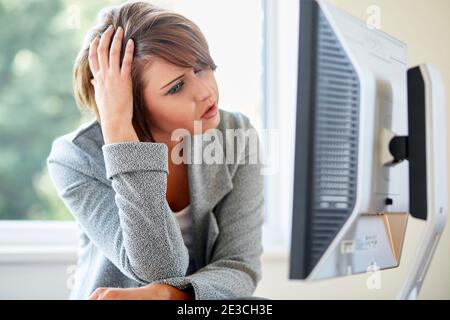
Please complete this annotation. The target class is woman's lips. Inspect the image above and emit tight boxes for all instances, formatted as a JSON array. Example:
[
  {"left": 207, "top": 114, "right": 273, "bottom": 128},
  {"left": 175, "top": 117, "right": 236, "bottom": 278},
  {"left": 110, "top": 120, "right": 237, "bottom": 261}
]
[{"left": 201, "top": 103, "right": 218, "bottom": 119}]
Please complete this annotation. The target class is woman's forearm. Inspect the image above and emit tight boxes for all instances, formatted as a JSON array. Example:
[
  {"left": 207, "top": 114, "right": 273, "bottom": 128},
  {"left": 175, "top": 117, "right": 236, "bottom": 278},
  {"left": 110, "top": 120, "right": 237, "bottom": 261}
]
[
  {"left": 101, "top": 120, "right": 139, "bottom": 145},
  {"left": 101, "top": 141, "right": 189, "bottom": 282}
]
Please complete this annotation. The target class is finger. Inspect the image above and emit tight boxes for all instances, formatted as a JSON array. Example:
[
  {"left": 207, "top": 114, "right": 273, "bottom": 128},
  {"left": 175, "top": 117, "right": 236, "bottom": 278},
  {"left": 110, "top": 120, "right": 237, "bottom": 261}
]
[
  {"left": 98, "top": 288, "right": 125, "bottom": 300},
  {"left": 104, "top": 288, "right": 144, "bottom": 300},
  {"left": 98, "top": 24, "right": 115, "bottom": 71},
  {"left": 88, "top": 36, "right": 100, "bottom": 75},
  {"left": 88, "top": 287, "right": 107, "bottom": 300},
  {"left": 121, "top": 39, "right": 134, "bottom": 77},
  {"left": 109, "top": 26, "right": 124, "bottom": 73}
]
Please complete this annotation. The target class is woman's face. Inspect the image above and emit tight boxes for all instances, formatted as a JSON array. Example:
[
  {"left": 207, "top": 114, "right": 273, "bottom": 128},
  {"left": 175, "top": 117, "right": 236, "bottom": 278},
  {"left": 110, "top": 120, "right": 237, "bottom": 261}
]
[{"left": 141, "top": 56, "right": 220, "bottom": 140}]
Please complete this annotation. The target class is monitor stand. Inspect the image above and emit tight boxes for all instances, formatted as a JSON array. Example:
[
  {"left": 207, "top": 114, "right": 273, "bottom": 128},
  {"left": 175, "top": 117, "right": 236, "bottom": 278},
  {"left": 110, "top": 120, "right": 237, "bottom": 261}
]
[{"left": 397, "top": 64, "right": 448, "bottom": 299}]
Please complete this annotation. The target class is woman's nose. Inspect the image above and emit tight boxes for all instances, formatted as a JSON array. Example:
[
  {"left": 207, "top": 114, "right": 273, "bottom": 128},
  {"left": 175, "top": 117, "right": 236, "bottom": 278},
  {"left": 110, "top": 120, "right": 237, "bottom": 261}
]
[{"left": 192, "top": 77, "right": 214, "bottom": 102}]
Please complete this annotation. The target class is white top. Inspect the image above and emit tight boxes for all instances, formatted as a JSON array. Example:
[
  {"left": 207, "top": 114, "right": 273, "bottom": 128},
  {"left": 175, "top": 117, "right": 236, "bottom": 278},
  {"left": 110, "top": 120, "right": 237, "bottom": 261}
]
[{"left": 174, "top": 205, "right": 196, "bottom": 274}]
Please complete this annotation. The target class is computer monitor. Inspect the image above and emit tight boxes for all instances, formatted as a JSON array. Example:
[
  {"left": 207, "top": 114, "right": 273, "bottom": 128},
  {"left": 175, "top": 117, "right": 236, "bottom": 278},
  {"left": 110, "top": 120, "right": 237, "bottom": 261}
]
[{"left": 289, "top": 0, "right": 447, "bottom": 299}]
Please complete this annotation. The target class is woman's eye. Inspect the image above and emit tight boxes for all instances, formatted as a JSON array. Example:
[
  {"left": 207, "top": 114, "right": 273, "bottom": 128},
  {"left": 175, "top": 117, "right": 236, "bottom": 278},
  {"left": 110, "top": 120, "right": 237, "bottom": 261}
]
[
  {"left": 168, "top": 81, "right": 184, "bottom": 95},
  {"left": 167, "top": 69, "right": 203, "bottom": 95}
]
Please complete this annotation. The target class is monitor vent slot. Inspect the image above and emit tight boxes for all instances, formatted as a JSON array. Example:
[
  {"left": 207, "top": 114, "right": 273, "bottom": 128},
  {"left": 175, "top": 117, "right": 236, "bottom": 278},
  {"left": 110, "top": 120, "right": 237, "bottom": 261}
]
[{"left": 309, "top": 10, "right": 361, "bottom": 266}]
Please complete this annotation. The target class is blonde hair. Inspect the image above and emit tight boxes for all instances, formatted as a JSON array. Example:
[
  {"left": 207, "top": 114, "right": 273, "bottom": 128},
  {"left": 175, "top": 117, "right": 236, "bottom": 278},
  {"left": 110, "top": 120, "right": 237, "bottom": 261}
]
[{"left": 73, "top": 1, "right": 218, "bottom": 142}]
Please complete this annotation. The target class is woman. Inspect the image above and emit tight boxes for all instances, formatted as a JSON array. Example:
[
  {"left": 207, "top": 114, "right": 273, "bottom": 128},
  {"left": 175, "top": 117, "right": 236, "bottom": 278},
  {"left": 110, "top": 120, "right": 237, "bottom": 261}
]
[{"left": 47, "top": 1, "right": 264, "bottom": 300}]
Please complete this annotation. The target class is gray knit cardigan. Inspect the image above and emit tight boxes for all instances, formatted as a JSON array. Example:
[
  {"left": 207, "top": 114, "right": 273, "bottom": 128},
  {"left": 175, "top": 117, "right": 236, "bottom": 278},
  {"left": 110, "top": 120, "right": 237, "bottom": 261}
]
[{"left": 46, "top": 109, "right": 264, "bottom": 300}]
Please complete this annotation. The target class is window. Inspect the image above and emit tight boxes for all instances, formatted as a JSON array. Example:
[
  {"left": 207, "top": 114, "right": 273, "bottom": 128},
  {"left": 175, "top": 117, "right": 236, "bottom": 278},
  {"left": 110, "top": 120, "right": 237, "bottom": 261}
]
[
  {"left": 0, "top": 0, "right": 265, "bottom": 222},
  {"left": 261, "top": 0, "right": 299, "bottom": 252},
  {"left": 0, "top": 0, "right": 104, "bottom": 220}
]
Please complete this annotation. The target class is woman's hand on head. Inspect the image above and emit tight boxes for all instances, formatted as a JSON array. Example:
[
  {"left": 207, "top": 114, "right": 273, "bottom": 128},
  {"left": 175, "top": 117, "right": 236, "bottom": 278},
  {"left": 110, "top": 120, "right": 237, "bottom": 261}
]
[{"left": 89, "top": 25, "right": 139, "bottom": 144}]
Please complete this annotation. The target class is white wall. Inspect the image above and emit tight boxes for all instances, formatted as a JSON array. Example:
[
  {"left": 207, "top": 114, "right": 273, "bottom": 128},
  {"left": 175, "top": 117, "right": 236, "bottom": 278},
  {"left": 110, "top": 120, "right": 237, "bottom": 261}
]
[
  {"left": 0, "top": 262, "right": 73, "bottom": 300},
  {"left": 0, "top": 222, "right": 77, "bottom": 299}
]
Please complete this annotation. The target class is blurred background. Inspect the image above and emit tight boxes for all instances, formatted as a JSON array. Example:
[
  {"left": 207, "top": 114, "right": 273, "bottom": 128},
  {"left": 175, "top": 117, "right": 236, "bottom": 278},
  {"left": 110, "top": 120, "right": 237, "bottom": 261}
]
[{"left": 0, "top": 0, "right": 448, "bottom": 299}]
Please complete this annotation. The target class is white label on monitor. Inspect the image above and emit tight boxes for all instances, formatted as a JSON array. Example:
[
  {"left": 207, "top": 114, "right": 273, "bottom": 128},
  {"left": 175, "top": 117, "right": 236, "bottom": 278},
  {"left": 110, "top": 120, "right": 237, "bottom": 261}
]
[{"left": 355, "top": 234, "right": 379, "bottom": 251}]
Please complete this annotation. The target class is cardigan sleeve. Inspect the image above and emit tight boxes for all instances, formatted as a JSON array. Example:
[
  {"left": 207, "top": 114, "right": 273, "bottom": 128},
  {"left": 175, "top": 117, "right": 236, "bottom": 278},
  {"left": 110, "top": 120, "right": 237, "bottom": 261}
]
[
  {"left": 47, "top": 139, "right": 189, "bottom": 284},
  {"left": 152, "top": 117, "right": 264, "bottom": 299}
]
